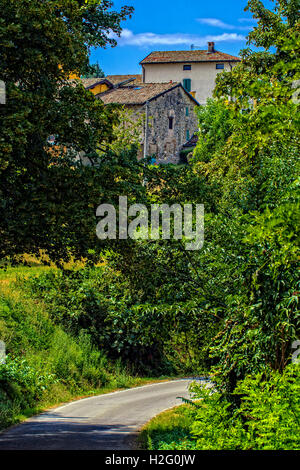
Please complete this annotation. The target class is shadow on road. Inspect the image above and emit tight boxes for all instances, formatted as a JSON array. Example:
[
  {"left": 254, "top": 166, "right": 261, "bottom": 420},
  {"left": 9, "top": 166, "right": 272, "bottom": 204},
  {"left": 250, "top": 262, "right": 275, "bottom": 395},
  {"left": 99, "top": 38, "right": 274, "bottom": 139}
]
[{"left": 0, "top": 419, "right": 135, "bottom": 450}]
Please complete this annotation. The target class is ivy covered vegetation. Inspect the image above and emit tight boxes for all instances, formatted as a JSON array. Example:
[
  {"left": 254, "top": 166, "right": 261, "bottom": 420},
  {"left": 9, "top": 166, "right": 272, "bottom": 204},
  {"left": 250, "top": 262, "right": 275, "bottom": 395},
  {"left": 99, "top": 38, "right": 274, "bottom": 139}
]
[{"left": 0, "top": 0, "right": 299, "bottom": 449}]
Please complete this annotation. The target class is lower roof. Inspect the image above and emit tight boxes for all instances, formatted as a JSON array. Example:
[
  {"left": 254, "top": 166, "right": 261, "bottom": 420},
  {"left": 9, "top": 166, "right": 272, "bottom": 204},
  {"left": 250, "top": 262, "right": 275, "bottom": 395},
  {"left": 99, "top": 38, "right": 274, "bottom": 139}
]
[
  {"left": 106, "top": 74, "right": 143, "bottom": 85},
  {"left": 97, "top": 82, "right": 199, "bottom": 106}
]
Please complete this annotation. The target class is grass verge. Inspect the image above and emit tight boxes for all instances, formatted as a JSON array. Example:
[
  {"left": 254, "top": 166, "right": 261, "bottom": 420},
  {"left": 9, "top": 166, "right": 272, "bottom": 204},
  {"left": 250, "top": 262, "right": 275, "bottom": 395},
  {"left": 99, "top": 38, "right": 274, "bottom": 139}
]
[{"left": 138, "top": 403, "right": 197, "bottom": 450}]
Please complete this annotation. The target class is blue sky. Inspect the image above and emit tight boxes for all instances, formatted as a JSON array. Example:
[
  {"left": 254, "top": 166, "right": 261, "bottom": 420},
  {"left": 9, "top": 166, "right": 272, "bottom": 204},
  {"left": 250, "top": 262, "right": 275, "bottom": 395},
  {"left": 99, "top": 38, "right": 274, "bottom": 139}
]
[{"left": 90, "top": 0, "right": 273, "bottom": 75}]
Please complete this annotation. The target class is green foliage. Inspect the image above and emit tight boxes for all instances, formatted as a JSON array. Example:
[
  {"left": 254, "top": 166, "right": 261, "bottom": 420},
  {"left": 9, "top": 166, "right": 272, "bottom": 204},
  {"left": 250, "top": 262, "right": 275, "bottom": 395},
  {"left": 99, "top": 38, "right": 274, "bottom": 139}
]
[
  {"left": 0, "top": 0, "right": 137, "bottom": 264},
  {"left": 233, "top": 364, "right": 300, "bottom": 450},
  {"left": 184, "top": 0, "right": 300, "bottom": 394},
  {"left": 81, "top": 62, "right": 105, "bottom": 79},
  {"left": 23, "top": 266, "right": 215, "bottom": 374},
  {"left": 193, "top": 99, "right": 233, "bottom": 163},
  {"left": 0, "top": 0, "right": 299, "bottom": 450},
  {"left": 0, "top": 270, "right": 140, "bottom": 429},
  {"left": 108, "top": 107, "right": 145, "bottom": 155},
  {"left": 190, "top": 364, "right": 300, "bottom": 450},
  {"left": 0, "top": 357, "right": 56, "bottom": 409},
  {"left": 245, "top": 0, "right": 300, "bottom": 51},
  {"left": 146, "top": 365, "right": 300, "bottom": 450}
]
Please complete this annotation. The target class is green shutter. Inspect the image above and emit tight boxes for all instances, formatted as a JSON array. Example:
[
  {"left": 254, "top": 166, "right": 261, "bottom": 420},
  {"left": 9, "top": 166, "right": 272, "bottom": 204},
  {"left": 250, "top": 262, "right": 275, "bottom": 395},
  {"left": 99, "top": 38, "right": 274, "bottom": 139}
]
[
  {"left": 183, "top": 79, "right": 191, "bottom": 92},
  {"left": 186, "top": 130, "right": 190, "bottom": 140},
  {"left": 186, "top": 107, "right": 189, "bottom": 116}
]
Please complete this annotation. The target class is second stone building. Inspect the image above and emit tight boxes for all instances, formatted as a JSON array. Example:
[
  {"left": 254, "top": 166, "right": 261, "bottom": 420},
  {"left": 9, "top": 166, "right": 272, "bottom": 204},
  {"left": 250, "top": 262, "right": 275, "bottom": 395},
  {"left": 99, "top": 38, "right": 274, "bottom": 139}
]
[{"left": 95, "top": 79, "right": 199, "bottom": 164}]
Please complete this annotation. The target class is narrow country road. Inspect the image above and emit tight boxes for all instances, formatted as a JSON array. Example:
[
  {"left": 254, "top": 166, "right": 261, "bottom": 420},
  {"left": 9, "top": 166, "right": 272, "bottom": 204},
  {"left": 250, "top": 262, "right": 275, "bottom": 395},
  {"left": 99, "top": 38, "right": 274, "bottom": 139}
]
[{"left": 0, "top": 379, "right": 199, "bottom": 450}]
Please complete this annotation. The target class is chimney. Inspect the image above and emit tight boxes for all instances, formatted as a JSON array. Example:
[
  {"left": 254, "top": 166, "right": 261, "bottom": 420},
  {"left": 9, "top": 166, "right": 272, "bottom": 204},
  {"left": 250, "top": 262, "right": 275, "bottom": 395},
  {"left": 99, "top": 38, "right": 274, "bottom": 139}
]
[{"left": 208, "top": 42, "right": 215, "bottom": 53}]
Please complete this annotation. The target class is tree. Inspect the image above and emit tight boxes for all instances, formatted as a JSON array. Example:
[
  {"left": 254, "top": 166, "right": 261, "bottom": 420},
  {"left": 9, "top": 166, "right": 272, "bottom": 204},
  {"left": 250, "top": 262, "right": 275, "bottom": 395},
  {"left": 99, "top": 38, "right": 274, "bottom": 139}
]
[
  {"left": 0, "top": 0, "right": 138, "bottom": 264},
  {"left": 107, "top": 107, "right": 145, "bottom": 155},
  {"left": 193, "top": 99, "right": 233, "bottom": 164},
  {"left": 198, "top": 0, "right": 300, "bottom": 391},
  {"left": 81, "top": 62, "right": 105, "bottom": 79}
]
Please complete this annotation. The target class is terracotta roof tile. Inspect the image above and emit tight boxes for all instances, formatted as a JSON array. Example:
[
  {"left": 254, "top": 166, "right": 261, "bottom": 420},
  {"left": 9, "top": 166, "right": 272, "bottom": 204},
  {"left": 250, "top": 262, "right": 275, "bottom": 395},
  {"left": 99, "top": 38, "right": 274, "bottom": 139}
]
[
  {"left": 140, "top": 50, "right": 240, "bottom": 64},
  {"left": 106, "top": 74, "right": 143, "bottom": 85},
  {"left": 97, "top": 82, "right": 182, "bottom": 105},
  {"left": 80, "top": 78, "right": 112, "bottom": 89}
]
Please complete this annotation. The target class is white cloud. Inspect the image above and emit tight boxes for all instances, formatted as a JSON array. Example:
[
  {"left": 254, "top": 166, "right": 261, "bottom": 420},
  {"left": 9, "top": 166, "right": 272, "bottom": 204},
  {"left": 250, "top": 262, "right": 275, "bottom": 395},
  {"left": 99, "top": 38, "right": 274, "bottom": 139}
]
[
  {"left": 196, "top": 17, "right": 252, "bottom": 31},
  {"left": 197, "top": 18, "right": 235, "bottom": 29},
  {"left": 238, "top": 18, "right": 257, "bottom": 23},
  {"left": 110, "top": 29, "right": 245, "bottom": 47}
]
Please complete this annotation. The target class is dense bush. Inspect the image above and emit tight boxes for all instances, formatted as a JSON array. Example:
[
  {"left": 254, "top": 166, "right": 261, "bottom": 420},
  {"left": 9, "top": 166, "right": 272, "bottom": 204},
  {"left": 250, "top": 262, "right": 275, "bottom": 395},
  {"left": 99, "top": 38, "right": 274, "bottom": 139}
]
[
  {"left": 190, "top": 364, "right": 300, "bottom": 450},
  {"left": 23, "top": 267, "right": 216, "bottom": 374},
  {"left": 0, "top": 357, "right": 56, "bottom": 409},
  {"left": 146, "top": 365, "right": 300, "bottom": 450}
]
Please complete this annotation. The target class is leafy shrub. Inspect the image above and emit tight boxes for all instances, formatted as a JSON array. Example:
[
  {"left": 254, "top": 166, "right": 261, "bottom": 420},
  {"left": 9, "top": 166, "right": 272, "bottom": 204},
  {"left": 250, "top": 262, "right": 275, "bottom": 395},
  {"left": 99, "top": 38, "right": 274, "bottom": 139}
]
[
  {"left": 190, "top": 364, "right": 300, "bottom": 450},
  {"left": 0, "top": 356, "right": 56, "bottom": 404},
  {"left": 46, "top": 329, "right": 110, "bottom": 388},
  {"left": 24, "top": 267, "right": 213, "bottom": 374},
  {"left": 233, "top": 364, "right": 300, "bottom": 450},
  {"left": 0, "top": 356, "right": 56, "bottom": 427}
]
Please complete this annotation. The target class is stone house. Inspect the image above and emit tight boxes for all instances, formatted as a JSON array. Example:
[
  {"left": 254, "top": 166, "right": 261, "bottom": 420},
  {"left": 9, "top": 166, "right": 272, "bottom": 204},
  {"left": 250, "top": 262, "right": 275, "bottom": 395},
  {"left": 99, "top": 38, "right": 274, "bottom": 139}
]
[
  {"left": 95, "top": 80, "right": 199, "bottom": 164},
  {"left": 140, "top": 42, "right": 240, "bottom": 104},
  {"left": 80, "top": 43, "right": 240, "bottom": 163}
]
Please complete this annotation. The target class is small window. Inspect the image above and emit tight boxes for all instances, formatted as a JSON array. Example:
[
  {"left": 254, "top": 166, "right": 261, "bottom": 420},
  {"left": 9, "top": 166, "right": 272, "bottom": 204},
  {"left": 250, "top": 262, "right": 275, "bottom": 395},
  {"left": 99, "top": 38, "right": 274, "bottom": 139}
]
[
  {"left": 186, "top": 130, "right": 190, "bottom": 140},
  {"left": 185, "top": 107, "right": 189, "bottom": 116},
  {"left": 168, "top": 117, "right": 174, "bottom": 130},
  {"left": 216, "top": 63, "right": 224, "bottom": 70},
  {"left": 183, "top": 64, "right": 192, "bottom": 71},
  {"left": 183, "top": 78, "right": 191, "bottom": 92}
]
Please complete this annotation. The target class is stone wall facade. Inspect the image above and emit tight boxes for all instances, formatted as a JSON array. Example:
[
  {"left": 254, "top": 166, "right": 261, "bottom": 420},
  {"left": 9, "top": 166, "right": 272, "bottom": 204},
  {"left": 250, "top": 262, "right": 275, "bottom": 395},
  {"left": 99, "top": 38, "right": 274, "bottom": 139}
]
[{"left": 133, "top": 85, "right": 198, "bottom": 164}]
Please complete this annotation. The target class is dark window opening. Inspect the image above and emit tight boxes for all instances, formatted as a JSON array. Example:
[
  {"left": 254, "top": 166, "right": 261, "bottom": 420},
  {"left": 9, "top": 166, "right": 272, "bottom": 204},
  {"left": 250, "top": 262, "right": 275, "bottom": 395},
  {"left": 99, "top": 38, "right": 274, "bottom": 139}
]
[
  {"left": 183, "top": 64, "right": 192, "bottom": 70},
  {"left": 168, "top": 117, "right": 174, "bottom": 129},
  {"left": 216, "top": 63, "right": 224, "bottom": 70}
]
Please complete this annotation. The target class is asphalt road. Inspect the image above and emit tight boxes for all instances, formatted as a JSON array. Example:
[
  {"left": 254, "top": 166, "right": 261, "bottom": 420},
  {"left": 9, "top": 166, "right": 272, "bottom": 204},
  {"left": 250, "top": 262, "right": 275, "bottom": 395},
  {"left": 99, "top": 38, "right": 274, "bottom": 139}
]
[{"left": 0, "top": 379, "right": 197, "bottom": 450}]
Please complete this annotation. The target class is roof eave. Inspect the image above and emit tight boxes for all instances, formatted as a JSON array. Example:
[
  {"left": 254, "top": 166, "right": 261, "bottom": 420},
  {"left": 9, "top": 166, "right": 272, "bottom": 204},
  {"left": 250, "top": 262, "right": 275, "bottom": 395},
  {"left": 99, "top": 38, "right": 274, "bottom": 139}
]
[
  {"left": 147, "top": 83, "right": 200, "bottom": 106},
  {"left": 141, "top": 58, "right": 240, "bottom": 65},
  {"left": 85, "top": 78, "right": 114, "bottom": 90},
  {"left": 96, "top": 83, "right": 200, "bottom": 106}
]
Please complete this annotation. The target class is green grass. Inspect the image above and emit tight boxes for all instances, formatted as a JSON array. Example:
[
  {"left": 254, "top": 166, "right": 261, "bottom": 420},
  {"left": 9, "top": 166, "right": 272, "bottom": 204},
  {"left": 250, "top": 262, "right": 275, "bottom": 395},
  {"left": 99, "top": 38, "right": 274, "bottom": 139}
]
[{"left": 138, "top": 403, "right": 197, "bottom": 450}]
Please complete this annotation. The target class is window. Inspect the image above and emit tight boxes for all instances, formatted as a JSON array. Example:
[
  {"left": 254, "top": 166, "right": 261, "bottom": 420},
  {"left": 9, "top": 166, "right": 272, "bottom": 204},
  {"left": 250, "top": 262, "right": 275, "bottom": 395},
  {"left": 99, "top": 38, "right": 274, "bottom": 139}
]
[
  {"left": 168, "top": 117, "right": 174, "bottom": 130},
  {"left": 185, "top": 107, "right": 189, "bottom": 117},
  {"left": 216, "top": 63, "right": 224, "bottom": 70},
  {"left": 183, "top": 64, "right": 192, "bottom": 70},
  {"left": 183, "top": 78, "right": 191, "bottom": 92},
  {"left": 186, "top": 129, "right": 190, "bottom": 140}
]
